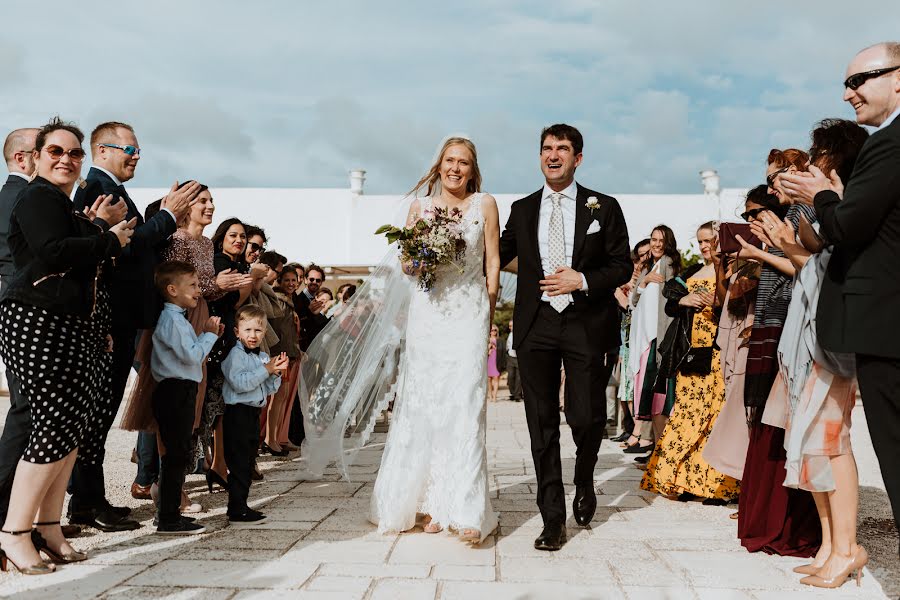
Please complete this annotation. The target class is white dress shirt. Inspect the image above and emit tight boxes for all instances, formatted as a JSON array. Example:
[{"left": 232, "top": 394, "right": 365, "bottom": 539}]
[
  {"left": 538, "top": 181, "right": 589, "bottom": 303},
  {"left": 9, "top": 172, "right": 29, "bottom": 182},
  {"left": 876, "top": 106, "right": 900, "bottom": 132},
  {"left": 506, "top": 330, "right": 516, "bottom": 358}
]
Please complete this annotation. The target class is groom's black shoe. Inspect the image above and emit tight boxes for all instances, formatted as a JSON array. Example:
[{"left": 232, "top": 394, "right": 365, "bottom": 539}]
[
  {"left": 534, "top": 522, "right": 566, "bottom": 551},
  {"left": 573, "top": 484, "right": 597, "bottom": 526}
]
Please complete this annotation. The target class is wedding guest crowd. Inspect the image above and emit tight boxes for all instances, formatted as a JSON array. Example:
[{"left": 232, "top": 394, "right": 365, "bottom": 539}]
[
  {"left": 611, "top": 41, "right": 900, "bottom": 589},
  {"left": 0, "top": 41, "right": 896, "bottom": 588}
]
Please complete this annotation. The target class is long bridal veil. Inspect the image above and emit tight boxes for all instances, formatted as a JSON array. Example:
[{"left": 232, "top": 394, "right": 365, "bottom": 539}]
[{"left": 298, "top": 197, "right": 416, "bottom": 479}]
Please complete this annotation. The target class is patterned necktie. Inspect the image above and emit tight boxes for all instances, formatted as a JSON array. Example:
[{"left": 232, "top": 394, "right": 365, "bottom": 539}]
[{"left": 548, "top": 193, "right": 570, "bottom": 312}]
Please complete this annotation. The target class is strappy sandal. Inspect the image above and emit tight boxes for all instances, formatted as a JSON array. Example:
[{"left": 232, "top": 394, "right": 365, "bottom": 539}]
[
  {"left": 0, "top": 528, "right": 55, "bottom": 574},
  {"left": 32, "top": 521, "right": 87, "bottom": 563},
  {"left": 459, "top": 528, "right": 481, "bottom": 543}
]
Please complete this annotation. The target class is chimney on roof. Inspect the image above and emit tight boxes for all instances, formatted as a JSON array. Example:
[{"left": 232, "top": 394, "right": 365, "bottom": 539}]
[{"left": 350, "top": 169, "right": 366, "bottom": 195}]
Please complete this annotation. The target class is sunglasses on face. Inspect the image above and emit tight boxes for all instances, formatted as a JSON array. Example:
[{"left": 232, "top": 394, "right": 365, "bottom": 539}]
[
  {"left": 741, "top": 207, "right": 766, "bottom": 222},
  {"left": 843, "top": 65, "right": 900, "bottom": 90},
  {"left": 247, "top": 242, "right": 264, "bottom": 252},
  {"left": 766, "top": 166, "right": 790, "bottom": 188},
  {"left": 97, "top": 143, "right": 141, "bottom": 156},
  {"left": 307, "top": 277, "right": 322, "bottom": 283},
  {"left": 44, "top": 145, "right": 86, "bottom": 161}
]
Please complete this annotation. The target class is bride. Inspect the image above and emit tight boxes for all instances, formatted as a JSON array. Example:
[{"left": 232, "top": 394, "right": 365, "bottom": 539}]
[{"left": 300, "top": 137, "right": 500, "bottom": 543}]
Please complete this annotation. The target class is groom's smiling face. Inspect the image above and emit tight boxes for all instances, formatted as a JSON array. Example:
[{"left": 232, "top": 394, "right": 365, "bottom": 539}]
[{"left": 541, "top": 135, "right": 582, "bottom": 189}]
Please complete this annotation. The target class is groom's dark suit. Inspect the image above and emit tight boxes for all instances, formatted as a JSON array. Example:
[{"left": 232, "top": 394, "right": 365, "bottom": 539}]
[{"left": 500, "top": 183, "right": 631, "bottom": 526}]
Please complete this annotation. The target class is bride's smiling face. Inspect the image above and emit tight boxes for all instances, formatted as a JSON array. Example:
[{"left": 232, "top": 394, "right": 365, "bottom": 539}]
[{"left": 439, "top": 144, "right": 473, "bottom": 194}]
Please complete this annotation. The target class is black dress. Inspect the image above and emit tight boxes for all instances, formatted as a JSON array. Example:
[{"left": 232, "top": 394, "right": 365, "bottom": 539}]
[{"left": 0, "top": 177, "right": 120, "bottom": 464}]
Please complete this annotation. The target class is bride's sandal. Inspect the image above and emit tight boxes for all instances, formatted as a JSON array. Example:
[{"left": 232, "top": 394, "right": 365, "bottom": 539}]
[
  {"left": 460, "top": 528, "right": 481, "bottom": 543},
  {"left": 423, "top": 522, "right": 443, "bottom": 533}
]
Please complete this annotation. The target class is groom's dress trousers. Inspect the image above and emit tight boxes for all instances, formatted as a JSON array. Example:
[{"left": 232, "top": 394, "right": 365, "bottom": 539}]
[{"left": 500, "top": 182, "right": 631, "bottom": 525}]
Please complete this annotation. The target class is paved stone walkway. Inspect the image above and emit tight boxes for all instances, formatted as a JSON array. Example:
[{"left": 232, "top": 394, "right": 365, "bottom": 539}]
[{"left": 0, "top": 395, "right": 896, "bottom": 599}]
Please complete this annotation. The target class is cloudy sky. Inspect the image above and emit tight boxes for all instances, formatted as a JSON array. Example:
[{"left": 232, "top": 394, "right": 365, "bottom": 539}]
[{"left": 2, "top": 1, "right": 896, "bottom": 194}]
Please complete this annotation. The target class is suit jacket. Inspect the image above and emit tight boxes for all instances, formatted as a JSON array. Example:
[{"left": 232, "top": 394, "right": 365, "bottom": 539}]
[
  {"left": 73, "top": 167, "right": 177, "bottom": 330},
  {"left": 294, "top": 289, "right": 330, "bottom": 352},
  {"left": 815, "top": 115, "right": 900, "bottom": 358},
  {"left": 0, "top": 174, "right": 28, "bottom": 280},
  {"left": 499, "top": 183, "right": 632, "bottom": 353}
]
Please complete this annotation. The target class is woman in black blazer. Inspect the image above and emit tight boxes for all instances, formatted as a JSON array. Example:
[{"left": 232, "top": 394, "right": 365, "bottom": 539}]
[{"left": 0, "top": 118, "right": 133, "bottom": 574}]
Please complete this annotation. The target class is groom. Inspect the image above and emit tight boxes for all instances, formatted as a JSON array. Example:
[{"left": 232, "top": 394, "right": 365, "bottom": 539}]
[{"left": 499, "top": 124, "right": 632, "bottom": 550}]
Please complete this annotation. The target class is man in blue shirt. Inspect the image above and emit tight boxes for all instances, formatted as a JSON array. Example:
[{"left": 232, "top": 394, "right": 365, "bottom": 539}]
[
  {"left": 222, "top": 305, "right": 287, "bottom": 522},
  {"left": 151, "top": 261, "right": 222, "bottom": 535}
]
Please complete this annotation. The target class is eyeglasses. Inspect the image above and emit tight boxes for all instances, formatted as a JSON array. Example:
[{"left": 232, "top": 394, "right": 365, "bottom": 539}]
[
  {"left": 307, "top": 277, "right": 322, "bottom": 283},
  {"left": 44, "top": 145, "right": 86, "bottom": 161},
  {"left": 766, "top": 166, "right": 789, "bottom": 188},
  {"left": 97, "top": 143, "right": 141, "bottom": 156},
  {"left": 741, "top": 207, "right": 766, "bottom": 222},
  {"left": 247, "top": 242, "right": 264, "bottom": 253},
  {"left": 843, "top": 65, "right": 900, "bottom": 90}
]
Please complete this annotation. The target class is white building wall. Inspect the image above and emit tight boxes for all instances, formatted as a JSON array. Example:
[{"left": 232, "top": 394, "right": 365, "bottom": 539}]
[{"left": 129, "top": 186, "right": 752, "bottom": 266}]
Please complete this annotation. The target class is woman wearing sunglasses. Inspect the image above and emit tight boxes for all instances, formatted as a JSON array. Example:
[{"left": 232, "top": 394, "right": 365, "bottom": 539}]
[
  {"left": 0, "top": 118, "right": 134, "bottom": 574},
  {"left": 757, "top": 120, "right": 870, "bottom": 588},
  {"left": 737, "top": 148, "right": 821, "bottom": 558}
]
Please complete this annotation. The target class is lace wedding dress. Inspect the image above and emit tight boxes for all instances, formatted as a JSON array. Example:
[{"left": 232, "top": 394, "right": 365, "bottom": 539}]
[{"left": 369, "top": 193, "right": 498, "bottom": 542}]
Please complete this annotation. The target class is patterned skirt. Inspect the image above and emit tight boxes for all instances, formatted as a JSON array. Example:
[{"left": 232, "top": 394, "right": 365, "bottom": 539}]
[{"left": 0, "top": 296, "right": 109, "bottom": 463}]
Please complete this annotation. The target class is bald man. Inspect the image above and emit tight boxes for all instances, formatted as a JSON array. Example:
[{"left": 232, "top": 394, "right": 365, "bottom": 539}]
[
  {"left": 782, "top": 41, "right": 900, "bottom": 551},
  {"left": 0, "top": 127, "right": 38, "bottom": 529},
  {"left": 0, "top": 128, "right": 37, "bottom": 287}
]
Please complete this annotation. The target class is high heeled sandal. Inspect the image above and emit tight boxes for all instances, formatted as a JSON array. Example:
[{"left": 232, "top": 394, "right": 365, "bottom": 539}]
[
  {"left": 0, "top": 528, "right": 56, "bottom": 574},
  {"left": 32, "top": 521, "right": 87, "bottom": 564},
  {"left": 793, "top": 561, "right": 827, "bottom": 575},
  {"left": 800, "top": 546, "right": 868, "bottom": 589}
]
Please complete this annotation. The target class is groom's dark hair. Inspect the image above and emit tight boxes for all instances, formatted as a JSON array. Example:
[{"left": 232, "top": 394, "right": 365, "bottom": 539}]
[{"left": 540, "top": 124, "right": 583, "bottom": 155}]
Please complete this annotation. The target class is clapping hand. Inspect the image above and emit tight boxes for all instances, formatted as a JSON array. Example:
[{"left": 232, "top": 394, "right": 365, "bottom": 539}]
[
  {"left": 309, "top": 299, "right": 326, "bottom": 314},
  {"left": 540, "top": 266, "right": 584, "bottom": 296},
  {"left": 679, "top": 289, "right": 714, "bottom": 309},
  {"left": 749, "top": 211, "right": 795, "bottom": 251},
  {"left": 249, "top": 263, "right": 268, "bottom": 279},
  {"left": 780, "top": 165, "right": 843, "bottom": 205},
  {"left": 216, "top": 269, "right": 253, "bottom": 291},
  {"left": 110, "top": 217, "right": 138, "bottom": 247},
  {"left": 204, "top": 316, "right": 224, "bottom": 336},
  {"left": 86, "top": 194, "right": 128, "bottom": 225},
  {"left": 640, "top": 271, "right": 665, "bottom": 287},
  {"left": 160, "top": 180, "right": 202, "bottom": 221},
  {"left": 267, "top": 352, "right": 289, "bottom": 377}
]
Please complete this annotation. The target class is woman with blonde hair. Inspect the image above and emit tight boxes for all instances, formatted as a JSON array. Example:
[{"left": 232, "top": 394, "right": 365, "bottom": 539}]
[{"left": 302, "top": 136, "right": 500, "bottom": 544}]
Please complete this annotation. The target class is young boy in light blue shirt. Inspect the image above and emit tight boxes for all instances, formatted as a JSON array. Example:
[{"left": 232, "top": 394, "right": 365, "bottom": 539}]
[
  {"left": 151, "top": 261, "right": 223, "bottom": 535},
  {"left": 222, "top": 305, "right": 288, "bottom": 521}
]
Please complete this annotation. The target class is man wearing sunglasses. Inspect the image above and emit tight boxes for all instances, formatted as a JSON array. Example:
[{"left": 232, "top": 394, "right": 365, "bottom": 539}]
[
  {"left": 67, "top": 121, "right": 202, "bottom": 533},
  {"left": 781, "top": 41, "right": 900, "bottom": 551},
  {"left": 293, "top": 264, "right": 331, "bottom": 352}
]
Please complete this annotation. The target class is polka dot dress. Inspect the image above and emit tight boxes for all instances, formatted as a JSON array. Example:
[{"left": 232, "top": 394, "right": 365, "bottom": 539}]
[{"left": 0, "top": 291, "right": 111, "bottom": 464}]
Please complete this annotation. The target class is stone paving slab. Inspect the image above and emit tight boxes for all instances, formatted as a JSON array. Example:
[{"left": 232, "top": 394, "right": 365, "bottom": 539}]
[{"left": 0, "top": 398, "right": 895, "bottom": 598}]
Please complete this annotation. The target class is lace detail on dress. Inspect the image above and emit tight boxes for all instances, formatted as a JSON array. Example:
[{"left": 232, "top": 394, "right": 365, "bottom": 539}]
[{"left": 370, "top": 193, "right": 498, "bottom": 542}]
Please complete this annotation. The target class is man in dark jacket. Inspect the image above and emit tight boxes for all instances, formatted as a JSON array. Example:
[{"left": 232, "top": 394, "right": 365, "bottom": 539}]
[
  {"left": 781, "top": 41, "right": 900, "bottom": 550},
  {"left": 68, "top": 122, "right": 200, "bottom": 531}
]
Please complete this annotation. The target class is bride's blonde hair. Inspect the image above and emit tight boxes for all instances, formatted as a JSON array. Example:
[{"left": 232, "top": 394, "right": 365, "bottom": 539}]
[{"left": 407, "top": 137, "right": 482, "bottom": 198}]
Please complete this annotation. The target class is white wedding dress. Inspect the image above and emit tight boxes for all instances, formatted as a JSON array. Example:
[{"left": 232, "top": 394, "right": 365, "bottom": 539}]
[{"left": 369, "top": 193, "right": 498, "bottom": 541}]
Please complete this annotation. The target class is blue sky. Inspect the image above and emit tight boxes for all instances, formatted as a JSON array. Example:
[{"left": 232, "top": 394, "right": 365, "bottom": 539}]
[{"left": 2, "top": 1, "right": 897, "bottom": 194}]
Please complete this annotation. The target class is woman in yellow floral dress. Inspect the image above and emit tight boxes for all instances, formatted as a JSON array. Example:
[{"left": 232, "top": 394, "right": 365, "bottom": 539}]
[{"left": 641, "top": 223, "right": 740, "bottom": 503}]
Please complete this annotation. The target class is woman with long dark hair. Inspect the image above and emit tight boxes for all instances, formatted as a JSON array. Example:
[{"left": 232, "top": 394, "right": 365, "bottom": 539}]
[{"left": 626, "top": 225, "right": 681, "bottom": 454}]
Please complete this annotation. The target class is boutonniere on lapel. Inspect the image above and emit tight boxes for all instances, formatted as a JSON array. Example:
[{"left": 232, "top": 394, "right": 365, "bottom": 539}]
[{"left": 585, "top": 196, "right": 601, "bottom": 214}]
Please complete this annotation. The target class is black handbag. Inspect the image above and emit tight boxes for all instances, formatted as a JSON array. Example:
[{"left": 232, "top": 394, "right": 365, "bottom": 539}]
[{"left": 679, "top": 345, "right": 714, "bottom": 376}]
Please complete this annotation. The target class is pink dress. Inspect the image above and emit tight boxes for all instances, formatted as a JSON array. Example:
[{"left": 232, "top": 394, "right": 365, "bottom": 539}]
[{"left": 487, "top": 341, "right": 500, "bottom": 378}]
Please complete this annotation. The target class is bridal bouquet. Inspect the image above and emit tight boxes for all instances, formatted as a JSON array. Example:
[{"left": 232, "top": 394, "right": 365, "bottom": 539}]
[{"left": 376, "top": 206, "right": 467, "bottom": 291}]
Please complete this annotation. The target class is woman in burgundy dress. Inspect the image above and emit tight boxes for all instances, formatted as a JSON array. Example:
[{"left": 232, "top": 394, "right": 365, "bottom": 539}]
[{"left": 733, "top": 149, "right": 821, "bottom": 557}]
